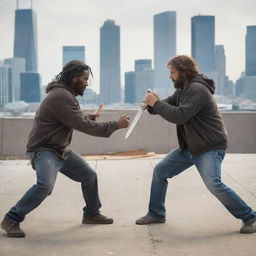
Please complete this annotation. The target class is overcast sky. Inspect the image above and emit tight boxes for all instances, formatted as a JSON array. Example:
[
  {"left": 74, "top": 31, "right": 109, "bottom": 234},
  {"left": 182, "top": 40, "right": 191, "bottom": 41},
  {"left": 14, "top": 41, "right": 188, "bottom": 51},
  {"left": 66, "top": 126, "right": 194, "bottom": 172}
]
[{"left": 0, "top": 0, "right": 255, "bottom": 92}]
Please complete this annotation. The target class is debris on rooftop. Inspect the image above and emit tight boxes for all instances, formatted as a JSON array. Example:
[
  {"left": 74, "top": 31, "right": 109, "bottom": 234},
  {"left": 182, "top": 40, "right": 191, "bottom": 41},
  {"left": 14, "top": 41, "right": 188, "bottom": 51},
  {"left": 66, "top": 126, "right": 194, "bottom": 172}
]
[{"left": 82, "top": 149, "right": 156, "bottom": 160}]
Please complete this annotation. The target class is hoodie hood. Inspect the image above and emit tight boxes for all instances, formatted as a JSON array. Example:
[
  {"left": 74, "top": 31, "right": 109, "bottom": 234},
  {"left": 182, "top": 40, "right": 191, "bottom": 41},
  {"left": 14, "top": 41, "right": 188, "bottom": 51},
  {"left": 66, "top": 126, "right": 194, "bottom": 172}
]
[
  {"left": 46, "top": 82, "right": 69, "bottom": 94},
  {"left": 191, "top": 75, "right": 215, "bottom": 95}
]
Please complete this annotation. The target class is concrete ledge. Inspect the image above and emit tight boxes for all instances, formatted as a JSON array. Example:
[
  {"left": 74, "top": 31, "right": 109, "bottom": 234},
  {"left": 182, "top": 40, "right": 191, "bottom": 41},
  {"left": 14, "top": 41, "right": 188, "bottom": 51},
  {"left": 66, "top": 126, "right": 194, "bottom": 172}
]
[{"left": 0, "top": 111, "right": 256, "bottom": 157}]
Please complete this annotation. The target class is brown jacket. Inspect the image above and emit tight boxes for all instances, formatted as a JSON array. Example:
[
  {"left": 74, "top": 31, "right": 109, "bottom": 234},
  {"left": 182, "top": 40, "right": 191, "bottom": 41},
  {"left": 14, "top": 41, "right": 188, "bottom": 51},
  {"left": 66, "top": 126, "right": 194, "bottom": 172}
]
[
  {"left": 27, "top": 82, "right": 118, "bottom": 158},
  {"left": 147, "top": 75, "right": 228, "bottom": 154}
]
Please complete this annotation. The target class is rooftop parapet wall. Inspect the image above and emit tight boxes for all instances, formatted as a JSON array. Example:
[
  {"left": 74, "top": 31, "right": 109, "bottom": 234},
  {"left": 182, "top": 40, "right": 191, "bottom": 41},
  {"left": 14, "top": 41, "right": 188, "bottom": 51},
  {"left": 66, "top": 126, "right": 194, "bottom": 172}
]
[{"left": 0, "top": 111, "right": 256, "bottom": 157}]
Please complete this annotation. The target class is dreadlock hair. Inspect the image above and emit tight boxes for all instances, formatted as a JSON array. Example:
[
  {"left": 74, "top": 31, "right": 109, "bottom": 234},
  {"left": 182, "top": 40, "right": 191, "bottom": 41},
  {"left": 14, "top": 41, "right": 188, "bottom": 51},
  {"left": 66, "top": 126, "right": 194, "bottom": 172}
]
[
  {"left": 167, "top": 55, "right": 200, "bottom": 82},
  {"left": 55, "top": 60, "right": 93, "bottom": 89}
]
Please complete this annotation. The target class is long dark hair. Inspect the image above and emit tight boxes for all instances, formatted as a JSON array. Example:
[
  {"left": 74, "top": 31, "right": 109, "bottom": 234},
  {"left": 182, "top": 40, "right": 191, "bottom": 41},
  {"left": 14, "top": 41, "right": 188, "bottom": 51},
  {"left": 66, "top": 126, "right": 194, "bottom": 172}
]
[
  {"left": 55, "top": 60, "right": 93, "bottom": 88},
  {"left": 167, "top": 55, "right": 200, "bottom": 82}
]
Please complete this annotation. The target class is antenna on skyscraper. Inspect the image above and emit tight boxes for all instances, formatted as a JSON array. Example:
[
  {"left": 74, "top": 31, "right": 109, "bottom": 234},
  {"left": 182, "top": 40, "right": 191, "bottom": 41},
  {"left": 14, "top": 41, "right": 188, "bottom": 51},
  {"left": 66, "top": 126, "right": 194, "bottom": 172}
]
[{"left": 16, "top": 0, "right": 19, "bottom": 9}]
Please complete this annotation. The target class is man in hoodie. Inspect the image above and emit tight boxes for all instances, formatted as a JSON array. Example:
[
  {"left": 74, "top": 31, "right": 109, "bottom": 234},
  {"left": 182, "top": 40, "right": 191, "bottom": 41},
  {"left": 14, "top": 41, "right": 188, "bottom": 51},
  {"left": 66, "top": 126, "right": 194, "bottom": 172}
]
[
  {"left": 1, "top": 60, "right": 130, "bottom": 238},
  {"left": 135, "top": 55, "right": 256, "bottom": 234}
]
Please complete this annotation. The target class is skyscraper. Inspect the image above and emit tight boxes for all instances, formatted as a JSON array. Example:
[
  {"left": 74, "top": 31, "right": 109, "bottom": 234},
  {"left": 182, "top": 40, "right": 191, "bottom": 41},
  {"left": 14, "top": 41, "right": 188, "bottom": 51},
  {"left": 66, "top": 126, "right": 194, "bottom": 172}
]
[
  {"left": 100, "top": 20, "right": 121, "bottom": 104},
  {"left": 63, "top": 46, "right": 85, "bottom": 66},
  {"left": 245, "top": 26, "right": 256, "bottom": 76},
  {"left": 0, "top": 64, "right": 11, "bottom": 108},
  {"left": 20, "top": 73, "right": 41, "bottom": 103},
  {"left": 154, "top": 11, "right": 176, "bottom": 97},
  {"left": 243, "top": 25, "right": 256, "bottom": 101},
  {"left": 191, "top": 15, "right": 215, "bottom": 75},
  {"left": 4, "top": 58, "right": 26, "bottom": 101},
  {"left": 124, "top": 72, "right": 136, "bottom": 104},
  {"left": 215, "top": 45, "right": 226, "bottom": 95},
  {"left": 124, "top": 60, "right": 154, "bottom": 104},
  {"left": 14, "top": 7, "right": 38, "bottom": 72},
  {"left": 134, "top": 60, "right": 154, "bottom": 103}
]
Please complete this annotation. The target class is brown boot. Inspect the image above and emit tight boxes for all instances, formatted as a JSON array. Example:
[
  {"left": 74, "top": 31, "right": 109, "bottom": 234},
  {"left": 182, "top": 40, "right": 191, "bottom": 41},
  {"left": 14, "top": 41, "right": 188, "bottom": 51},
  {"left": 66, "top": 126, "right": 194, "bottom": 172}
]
[
  {"left": 136, "top": 215, "right": 165, "bottom": 225},
  {"left": 240, "top": 217, "right": 256, "bottom": 234},
  {"left": 1, "top": 218, "right": 25, "bottom": 238},
  {"left": 82, "top": 214, "right": 113, "bottom": 224}
]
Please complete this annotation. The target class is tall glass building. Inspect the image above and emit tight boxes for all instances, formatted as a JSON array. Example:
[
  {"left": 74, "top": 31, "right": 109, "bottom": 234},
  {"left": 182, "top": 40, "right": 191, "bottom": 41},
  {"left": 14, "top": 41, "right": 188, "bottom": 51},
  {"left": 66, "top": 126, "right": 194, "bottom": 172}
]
[
  {"left": 124, "top": 72, "right": 136, "bottom": 104},
  {"left": 191, "top": 15, "right": 215, "bottom": 75},
  {"left": 0, "top": 65, "right": 11, "bottom": 108},
  {"left": 243, "top": 25, "right": 256, "bottom": 101},
  {"left": 4, "top": 58, "right": 26, "bottom": 101},
  {"left": 134, "top": 60, "right": 154, "bottom": 103},
  {"left": 125, "top": 60, "right": 153, "bottom": 104},
  {"left": 14, "top": 8, "right": 38, "bottom": 72},
  {"left": 100, "top": 20, "right": 121, "bottom": 104},
  {"left": 63, "top": 46, "right": 85, "bottom": 66},
  {"left": 154, "top": 11, "right": 176, "bottom": 97},
  {"left": 20, "top": 73, "right": 41, "bottom": 103},
  {"left": 215, "top": 45, "right": 226, "bottom": 95},
  {"left": 245, "top": 26, "right": 256, "bottom": 76}
]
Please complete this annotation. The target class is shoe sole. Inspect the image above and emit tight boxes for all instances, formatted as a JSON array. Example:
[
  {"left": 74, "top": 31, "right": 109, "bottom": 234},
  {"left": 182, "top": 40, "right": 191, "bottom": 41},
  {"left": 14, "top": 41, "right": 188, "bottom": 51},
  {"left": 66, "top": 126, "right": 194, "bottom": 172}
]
[
  {"left": 136, "top": 220, "right": 166, "bottom": 225},
  {"left": 240, "top": 229, "right": 256, "bottom": 234},
  {"left": 82, "top": 220, "right": 114, "bottom": 225}
]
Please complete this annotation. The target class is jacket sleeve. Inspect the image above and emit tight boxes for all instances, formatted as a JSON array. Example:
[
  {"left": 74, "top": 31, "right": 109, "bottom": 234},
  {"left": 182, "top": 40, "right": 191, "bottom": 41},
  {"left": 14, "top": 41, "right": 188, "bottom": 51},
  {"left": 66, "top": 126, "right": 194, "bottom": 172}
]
[
  {"left": 147, "top": 90, "right": 178, "bottom": 115},
  {"left": 151, "top": 84, "right": 208, "bottom": 124},
  {"left": 49, "top": 91, "right": 118, "bottom": 137}
]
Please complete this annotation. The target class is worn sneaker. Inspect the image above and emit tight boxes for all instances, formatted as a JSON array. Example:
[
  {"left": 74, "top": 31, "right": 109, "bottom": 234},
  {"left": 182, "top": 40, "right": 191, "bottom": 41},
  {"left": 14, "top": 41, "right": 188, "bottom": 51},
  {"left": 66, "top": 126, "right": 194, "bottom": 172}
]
[
  {"left": 1, "top": 218, "right": 25, "bottom": 238},
  {"left": 136, "top": 215, "right": 165, "bottom": 225},
  {"left": 82, "top": 214, "right": 113, "bottom": 224},
  {"left": 240, "top": 217, "right": 256, "bottom": 234}
]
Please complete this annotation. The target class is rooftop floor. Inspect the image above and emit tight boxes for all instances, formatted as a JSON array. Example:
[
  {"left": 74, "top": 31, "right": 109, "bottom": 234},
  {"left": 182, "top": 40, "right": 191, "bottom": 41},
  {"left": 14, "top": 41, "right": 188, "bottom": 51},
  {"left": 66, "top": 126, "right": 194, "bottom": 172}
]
[{"left": 0, "top": 154, "right": 256, "bottom": 256}]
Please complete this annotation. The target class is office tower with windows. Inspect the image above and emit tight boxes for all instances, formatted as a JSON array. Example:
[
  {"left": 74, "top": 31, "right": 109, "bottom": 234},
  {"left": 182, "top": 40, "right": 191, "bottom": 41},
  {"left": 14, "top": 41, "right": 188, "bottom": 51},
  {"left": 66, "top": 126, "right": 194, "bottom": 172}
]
[
  {"left": 20, "top": 72, "right": 41, "bottom": 103},
  {"left": 14, "top": 7, "right": 38, "bottom": 72},
  {"left": 154, "top": 11, "right": 176, "bottom": 97},
  {"left": 63, "top": 46, "right": 85, "bottom": 66},
  {"left": 191, "top": 15, "right": 215, "bottom": 75},
  {"left": 125, "top": 72, "right": 136, "bottom": 104},
  {"left": 0, "top": 64, "right": 11, "bottom": 107},
  {"left": 245, "top": 26, "right": 256, "bottom": 76},
  {"left": 134, "top": 60, "right": 154, "bottom": 103},
  {"left": 215, "top": 45, "right": 226, "bottom": 95},
  {"left": 4, "top": 58, "right": 26, "bottom": 101},
  {"left": 243, "top": 26, "right": 256, "bottom": 101},
  {"left": 125, "top": 60, "right": 154, "bottom": 104},
  {"left": 100, "top": 20, "right": 121, "bottom": 104}
]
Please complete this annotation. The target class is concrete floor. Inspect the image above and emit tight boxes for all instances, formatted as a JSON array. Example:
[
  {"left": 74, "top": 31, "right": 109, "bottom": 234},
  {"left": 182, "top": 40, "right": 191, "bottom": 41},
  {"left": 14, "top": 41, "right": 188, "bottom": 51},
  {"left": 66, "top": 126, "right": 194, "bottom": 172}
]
[{"left": 0, "top": 154, "right": 256, "bottom": 256}]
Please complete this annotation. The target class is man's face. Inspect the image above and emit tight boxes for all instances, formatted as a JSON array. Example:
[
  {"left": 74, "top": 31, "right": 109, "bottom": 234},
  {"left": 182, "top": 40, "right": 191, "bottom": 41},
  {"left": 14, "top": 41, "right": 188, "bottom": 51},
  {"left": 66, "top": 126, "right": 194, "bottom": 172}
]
[
  {"left": 168, "top": 65, "right": 185, "bottom": 89},
  {"left": 72, "top": 70, "right": 90, "bottom": 96}
]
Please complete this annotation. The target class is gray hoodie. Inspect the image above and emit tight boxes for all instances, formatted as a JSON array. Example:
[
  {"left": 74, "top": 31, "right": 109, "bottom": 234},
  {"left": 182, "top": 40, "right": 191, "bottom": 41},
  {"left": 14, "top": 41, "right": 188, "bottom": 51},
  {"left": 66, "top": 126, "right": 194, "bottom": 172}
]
[
  {"left": 148, "top": 75, "right": 228, "bottom": 154},
  {"left": 27, "top": 82, "right": 118, "bottom": 158}
]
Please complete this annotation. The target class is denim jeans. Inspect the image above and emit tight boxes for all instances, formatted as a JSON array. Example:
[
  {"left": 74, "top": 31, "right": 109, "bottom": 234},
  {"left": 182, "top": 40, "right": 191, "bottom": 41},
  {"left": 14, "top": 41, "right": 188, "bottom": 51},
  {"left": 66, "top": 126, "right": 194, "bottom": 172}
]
[
  {"left": 5, "top": 150, "right": 101, "bottom": 223},
  {"left": 148, "top": 148, "right": 256, "bottom": 222}
]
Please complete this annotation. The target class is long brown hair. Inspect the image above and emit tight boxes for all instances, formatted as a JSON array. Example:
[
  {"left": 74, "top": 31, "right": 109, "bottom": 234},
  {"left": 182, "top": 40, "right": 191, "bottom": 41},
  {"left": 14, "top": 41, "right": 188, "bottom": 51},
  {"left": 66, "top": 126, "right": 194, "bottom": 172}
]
[
  {"left": 55, "top": 60, "right": 93, "bottom": 88},
  {"left": 167, "top": 55, "right": 200, "bottom": 82}
]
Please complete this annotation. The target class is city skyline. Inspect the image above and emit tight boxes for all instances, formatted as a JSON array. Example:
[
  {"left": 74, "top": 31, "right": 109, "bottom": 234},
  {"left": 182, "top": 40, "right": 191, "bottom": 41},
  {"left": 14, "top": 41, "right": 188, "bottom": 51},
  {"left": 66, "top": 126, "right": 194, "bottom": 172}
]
[{"left": 0, "top": 0, "right": 256, "bottom": 93}]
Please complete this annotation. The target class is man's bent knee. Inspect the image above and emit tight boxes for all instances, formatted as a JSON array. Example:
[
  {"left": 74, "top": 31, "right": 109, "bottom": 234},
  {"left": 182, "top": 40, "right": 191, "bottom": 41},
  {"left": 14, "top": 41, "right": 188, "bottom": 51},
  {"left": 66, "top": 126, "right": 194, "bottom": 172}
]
[
  {"left": 206, "top": 180, "right": 227, "bottom": 195},
  {"left": 36, "top": 182, "right": 55, "bottom": 196}
]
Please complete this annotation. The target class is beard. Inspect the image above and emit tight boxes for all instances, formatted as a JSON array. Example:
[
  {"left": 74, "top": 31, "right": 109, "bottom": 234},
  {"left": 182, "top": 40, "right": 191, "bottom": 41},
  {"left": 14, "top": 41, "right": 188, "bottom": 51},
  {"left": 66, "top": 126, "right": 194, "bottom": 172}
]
[
  {"left": 73, "top": 81, "right": 86, "bottom": 96},
  {"left": 172, "top": 74, "right": 186, "bottom": 89}
]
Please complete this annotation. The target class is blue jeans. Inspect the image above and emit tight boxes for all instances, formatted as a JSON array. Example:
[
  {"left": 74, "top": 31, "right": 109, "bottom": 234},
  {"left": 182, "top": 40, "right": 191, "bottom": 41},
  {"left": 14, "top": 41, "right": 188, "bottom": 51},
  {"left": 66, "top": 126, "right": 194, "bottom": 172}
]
[
  {"left": 148, "top": 148, "right": 256, "bottom": 222},
  {"left": 5, "top": 150, "right": 101, "bottom": 223}
]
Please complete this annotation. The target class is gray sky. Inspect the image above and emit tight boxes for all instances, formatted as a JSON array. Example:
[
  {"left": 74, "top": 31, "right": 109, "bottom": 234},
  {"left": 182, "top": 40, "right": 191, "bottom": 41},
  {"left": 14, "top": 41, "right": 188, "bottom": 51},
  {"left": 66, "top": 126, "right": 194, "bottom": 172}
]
[{"left": 0, "top": 0, "right": 255, "bottom": 93}]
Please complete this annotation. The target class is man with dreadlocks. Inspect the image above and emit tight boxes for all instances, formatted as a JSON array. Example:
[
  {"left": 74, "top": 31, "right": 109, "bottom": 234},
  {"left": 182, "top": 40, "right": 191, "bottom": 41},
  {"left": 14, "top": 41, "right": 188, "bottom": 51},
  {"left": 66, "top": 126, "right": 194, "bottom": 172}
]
[
  {"left": 1, "top": 60, "right": 130, "bottom": 238},
  {"left": 135, "top": 55, "right": 256, "bottom": 234}
]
